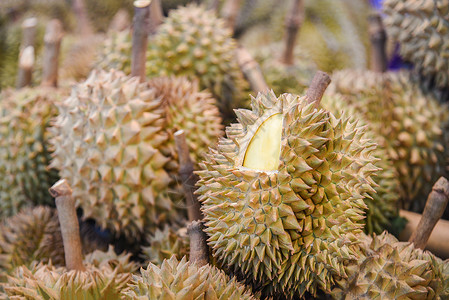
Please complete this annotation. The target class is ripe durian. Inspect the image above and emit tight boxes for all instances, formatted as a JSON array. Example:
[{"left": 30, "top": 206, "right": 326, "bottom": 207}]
[
  {"left": 141, "top": 225, "right": 189, "bottom": 266},
  {"left": 123, "top": 256, "right": 256, "bottom": 299},
  {"left": 146, "top": 4, "right": 249, "bottom": 118},
  {"left": 196, "top": 91, "right": 380, "bottom": 297},
  {"left": 0, "top": 87, "right": 62, "bottom": 218},
  {"left": 332, "top": 232, "right": 449, "bottom": 299},
  {"left": 321, "top": 94, "right": 401, "bottom": 234},
  {"left": 383, "top": 0, "right": 449, "bottom": 88},
  {"left": 49, "top": 70, "right": 176, "bottom": 238},
  {"left": 0, "top": 206, "right": 64, "bottom": 282},
  {"left": 328, "top": 70, "right": 449, "bottom": 211}
]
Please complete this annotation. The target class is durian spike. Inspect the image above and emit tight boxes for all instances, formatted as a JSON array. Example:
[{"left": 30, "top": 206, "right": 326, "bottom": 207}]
[
  {"left": 368, "top": 13, "right": 387, "bottom": 73},
  {"left": 131, "top": 0, "right": 151, "bottom": 82},
  {"left": 221, "top": 0, "right": 243, "bottom": 33},
  {"left": 409, "top": 177, "right": 449, "bottom": 249},
  {"left": 174, "top": 130, "right": 202, "bottom": 221},
  {"left": 41, "top": 19, "right": 63, "bottom": 88},
  {"left": 148, "top": 0, "right": 163, "bottom": 35},
  {"left": 188, "top": 221, "right": 209, "bottom": 267},
  {"left": 49, "top": 179, "right": 86, "bottom": 272},
  {"left": 281, "top": 0, "right": 304, "bottom": 66},
  {"left": 236, "top": 46, "right": 269, "bottom": 93},
  {"left": 72, "top": 0, "right": 93, "bottom": 36},
  {"left": 305, "top": 70, "right": 331, "bottom": 107},
  {"left": 16, "top": 46, "right": 34, "bottom": 89}
]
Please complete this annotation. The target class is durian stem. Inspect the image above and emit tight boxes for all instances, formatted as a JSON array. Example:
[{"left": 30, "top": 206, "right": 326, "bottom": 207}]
[
  {"left": 16, "top": 46, "right": 34, "bottom": 89},
  {"left": 72, "top": 0, "right": 93, "bottom": 36},
  {"left": 131, "top": 0, "right": 151, "bottom": 82},
  {"left": 188, "top": 221, "right": 209, "bottom": 267},
  {"left": 148, "top": 0, "right": 163, "bottom": 35},
  {"left": 236, "top": 46, "right": 269, "bottom": 93},
  {"left": 49, "top": 179, "right": 86, "bottom": 271},
  {"left": 369, "top": 13, "right": 387, "bottom": 73},
  {"left": 41, "top": 19, "right": 63, "bottom": 88},
  {"left": 109, "top": 9, "right": 131, "bottom": 32},
  {"left": 305, "top": 71, "right": 331, "bottom": 107},
  {"left": 409, "top": 177, "right": 449, "bottom": 250},
  {"left": 281, "top": 0, "right": 304, "bottom": 66},
  {"left": 21, "top": 18, "right": 38, "bottom": 50},
  {"left": 174, "top": 130, "right": 203, "bottom": 221},
  {"left": 221, "top": 0, "right": 242, "bottom": 33},
  {"left": 208, "top": 0, "right": 220, "bottom": 13}
]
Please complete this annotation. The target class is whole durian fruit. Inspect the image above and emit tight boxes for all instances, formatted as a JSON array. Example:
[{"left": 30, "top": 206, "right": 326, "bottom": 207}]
[
  {"left": 328, "top": 70, "right": 449, "bottom": 211},
  {"left": 123, "top": 256, "right": 256, "bottom": 299},
  {"left": 146, "top": 4, "right": 249, "bottom": 118},
  {"left": 332, "top": 232, "right": 449, "bottom": 299},
  {"left": 321, "top": 94, "right": 401, "bottom": 234},
  {"left": 141, "top": 224, "right": 189, "bottom": 266},
  {"left": 0, "top": 206, "right": 64, "bottom": 282},
  {"left": 196, "top": 91, "right": 380, "bottom": 297},
  {"left": 49, "top": 70, "right": 176, "bottom": 238},
  {"left": 383, "top": 0, "right": 449, "bottom": 89},
  {"left": 0, "top": 87, "right": 63, "bottom": 218}
]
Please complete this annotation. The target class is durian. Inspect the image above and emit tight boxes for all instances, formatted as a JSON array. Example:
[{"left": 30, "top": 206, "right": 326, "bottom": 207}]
[
  {"left": 328, "top": 70, "right": 449, "bottom": 211},
  {"left": 123, "top": 256, "right": 256, "bottom": 299},
  {"left": 0, "top": 87, "right": 62, "bottom": 218},
  {"left": 196, "top": 91, "right": 380, "bottom": 297},
  {"left": 0, "top": 206, "right": 64, "bottom": 282},
  {"left": 141, "top": 225, "right": 190, "bottom": 266},
  {"left": 332, "top": 232, "right": 449, "bottom": 299},
  {"left": 96, "top": 30, "right": 132, "bottom": 75},
  {"left": 383, "top": 0, "right": 449, "bottom": 88},
  {"left": 50, "top": 70, "right": 178, "bottom": 238}
]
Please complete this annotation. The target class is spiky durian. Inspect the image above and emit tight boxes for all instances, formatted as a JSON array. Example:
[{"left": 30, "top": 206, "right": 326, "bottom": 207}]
[
  {"left": 321, "top": 94, "right": 401, "bottom": 234},
  {"left": 148, "top": 76, "right": 223, "bottom": 169},
  {"left": 146, "top": 4, "right": 249, "bottom": 118},
  {"left": 332, "top": 232, "right": 449, "bottom": 299},
  {"left": 0, "top": 87, "right": 63, "bottom": 218},
  {"left": 328, "top": 70, "right": 449, "bottom": 211},
  {"left": 96, "top": 30, "right": 132, "bottom": 75},
  {"left": 196, "top": 91, "right": 380, "bottom": 297},
  {"left": 383, "top": 0, "right": 449, "bottom": 88},
  {"left": 49, "top": 70, "right": 177, "bottom": 238},
  {"left": 0, "top": 206, "right": 64, "bottom": 282},
  {"left": 123, "top": 256, "right": 256, "bottom": 299},
  {"left": 2, "top": 247, "right": 138, "bottom": 299}
]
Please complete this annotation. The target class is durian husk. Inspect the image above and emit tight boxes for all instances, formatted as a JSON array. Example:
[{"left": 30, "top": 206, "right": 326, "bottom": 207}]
[
  {"left": 0, "top": 87, "right": 64, "bottom": 218},
  {"left": 49, "top": 70, "right": 178, "bottom": 238},
  {"left": 196, "top": 91, "right": 380, "bottom": 297},
  {"left": 383, "top": 0, "right": 449, "bottom": 88},
  {"left": 95, "top": 30, "right": 132, "bottom": 75},
  {"left": 123, "top": 256, "right": 256, "bottom": 299},
  {"left": 328, "top": 70, "right": 449, "bottom": 211},
  {"left": 332, "top": 232, "right": 449, "bottom": 299},
  {"left": 0, "top": 206, "right": 64, "bottom": 283}
]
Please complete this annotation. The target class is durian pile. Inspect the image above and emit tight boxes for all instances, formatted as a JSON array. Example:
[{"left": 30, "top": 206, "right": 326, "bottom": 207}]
[{"left": 1, "top": 0, "right": 449, "bottom": 299}]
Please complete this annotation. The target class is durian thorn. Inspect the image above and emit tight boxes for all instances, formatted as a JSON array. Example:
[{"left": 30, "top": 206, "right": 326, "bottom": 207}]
[
  {"left": 305, "top": 71, "right": 331, "bottom": 107},
  {"left": 236, "top": 46, "right": 269, "bottom": 93},
  {"left": 131, "top": 0, "right": 151, "bottom": 82},
  {"left": 187, "top": 221, "right": 210, "bottom": 267},
  {"left": 281, "top": 0, "right": 304, "bottom": 66},
  {"left": 41, "top": 19, "right": 63, "bottom": 88},
  {"left": 49, "top": 179, "right": 86, "bottom": 272},
  {"left": 174, "top": 130, "right": 203, "bottom": 221},
  {"left": 368, "top": 13, "right": 387, "bottom": 73},
  {"left": 409, "top": 176, "right": 449, "bottom": 249}
]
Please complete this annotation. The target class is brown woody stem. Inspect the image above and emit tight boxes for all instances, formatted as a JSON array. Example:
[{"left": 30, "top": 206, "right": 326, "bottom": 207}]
[
  {"left": 16, "top": 46, "right": 34, "bottom": 89},
  {"left": 369, "top": 13, "right": 387, "bottom": 73},
  {"left": 148, "top": 0, "right": 163, "bottom": 35},
  {"left": 72, "top": 0, "right": 93, "bottom": 35},
  {"left": 174, "top": 130, "right": 202, "bottom": 221},
  {"left": 305, "top": 71, "right": 331, "bottom": 107},
  {"left": 236, "top": 46, "right": 269, "bottom": 93},
  {"left": 131, "top": 0, "right": 151, "bottom": 82},
  {"left": 409, "top": 177, "right": 449, "bottom": 249},
  {"left": 221, "top": 0, "right": 242, "bottom": 32},
  {"left": 41, "top": 19, "right": 63, "bottom": 88},
  {"left": 187, "top": 221, "right": 209, "bottom": 267},
  {"left": 49, "top": 179, "right": 86, "bottom": 271},
  {"left": 281, "top": 0, "right": 304, "bottom": 65},
  {"left": 21, "top": 18, "right": 38, "bottom": 49},
  {"left": 109, "top": 9, "right": 131, "bottom": 32}
]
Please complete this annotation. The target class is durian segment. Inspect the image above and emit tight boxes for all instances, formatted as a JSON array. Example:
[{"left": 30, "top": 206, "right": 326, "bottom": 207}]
[
  {"left": 328, "top": 70, "right": 449, "bottom": 211},
  {"left": 49, "top": 70, "right": 176, "bottom": 238},
  {"left": 0, "top": 87, "right": 63, "bottom": 218},
  {"left": 123, "top": 256, "right": 256, "bottom": 299},
  {"left": 383, "top": 0, "right": 449, "bottom": 88},
  {"left": 196, "top": 91, "right": 379, "bottom": 297},
  {"left": 332, "top": 232, "right": 449, "bottom": 299}
]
